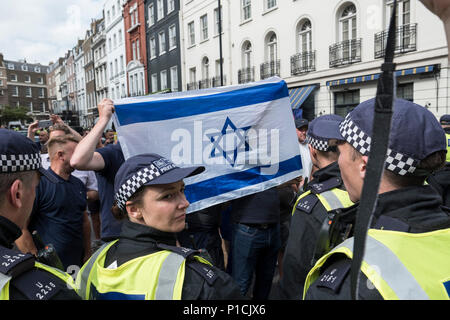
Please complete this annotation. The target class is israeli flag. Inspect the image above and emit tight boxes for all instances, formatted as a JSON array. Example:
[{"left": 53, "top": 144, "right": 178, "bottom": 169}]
[{"left": 113, "top": 77, "right": 303, "bottom": 213}]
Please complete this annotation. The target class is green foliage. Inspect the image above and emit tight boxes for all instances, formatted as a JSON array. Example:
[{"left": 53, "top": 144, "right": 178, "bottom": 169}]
[{"left": 0, "top": 105, "right": 33, "bottom": 125}]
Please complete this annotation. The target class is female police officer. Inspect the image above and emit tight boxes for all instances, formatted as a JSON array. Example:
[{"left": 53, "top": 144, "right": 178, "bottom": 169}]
[{"left": 76, "top": 153, "right": 243, "bottom": 300}]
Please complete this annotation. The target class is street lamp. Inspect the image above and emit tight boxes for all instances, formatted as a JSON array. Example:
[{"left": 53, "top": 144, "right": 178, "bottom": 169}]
[{"left": 218, "top": 0, "right": 223, "bottom": 86}]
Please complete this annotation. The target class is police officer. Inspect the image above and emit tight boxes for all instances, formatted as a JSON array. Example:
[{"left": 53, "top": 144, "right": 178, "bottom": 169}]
[
  {"left": 75, "top": 153, "right": 243, "bottom": 300},
  {"left": 427, "top": 114, "right": 450, "bottom": 206},
  {"left": 304, "top": 98, "right": 450, "bottom": 300},
  {"left": 276, "top": 114, "right": 354, "bottom": 300},
  {"left": 0, "top": 129, "right": 80, "bottom": 300}
]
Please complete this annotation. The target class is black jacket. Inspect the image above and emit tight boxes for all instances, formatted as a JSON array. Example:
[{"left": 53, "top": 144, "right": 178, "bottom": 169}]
[
  {"left": 276, "top": 162, "right": 347, "bottom": 300},
  {"left": 305, "top": 185, "right": 450, "bottom": 300},
  {"left": 427, "top": 163, "right": 450, "bottom": 207},
  {"left": 104, "top": 220, "right": 244, "bottom": 300},
  {"left": 0, "top": 216, "right": 81, "bottom": 300}
]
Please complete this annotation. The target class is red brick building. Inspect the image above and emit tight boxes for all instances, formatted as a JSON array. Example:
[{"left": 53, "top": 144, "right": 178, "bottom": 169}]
[{"left": 123, "top": 0, "right": 148, "bottom": 96}]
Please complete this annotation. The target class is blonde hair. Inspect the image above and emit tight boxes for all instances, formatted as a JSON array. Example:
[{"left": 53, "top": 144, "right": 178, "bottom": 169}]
[{"left": 47, "top": 134, "right": 80, "bottom": 159}]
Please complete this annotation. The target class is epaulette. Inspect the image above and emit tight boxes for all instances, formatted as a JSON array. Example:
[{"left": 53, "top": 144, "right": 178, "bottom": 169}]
[
  {"left": 295, "top": 193, "right": 319, "bottom": 214},
  {"left": 316, "top": 257, "right": 351, "bottom": 293},
  {"left": 187, "top": 261, "right": 218, "bottom": 286},
  {"left": 309, "top": 177, "right": 342, "bottom": 195}
]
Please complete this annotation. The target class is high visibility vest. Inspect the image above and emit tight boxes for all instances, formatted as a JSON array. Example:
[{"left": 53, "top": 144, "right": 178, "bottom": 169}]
[
  {"left": 75, "top": 240, "right": 212, "bottom": 300},
  {"left": 303, "top": 228, "right": 450, "bottom": 300},
  {"left": 0, "top": 262, "right": 76, "bottom": 300},
  {"left": 292, "top": 188, "right": 354, "bottom": 216},
  {"left": 446, "top": 133, "right": 450, "bottom": 163}
]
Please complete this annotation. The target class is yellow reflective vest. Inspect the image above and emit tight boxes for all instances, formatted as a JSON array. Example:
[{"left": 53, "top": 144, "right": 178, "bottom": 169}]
[
  {"left": 292, "top": 187, "right": 354, "bottom": 216},
  {"left": 446, "top": 133, "right": 450, "bottom": 163},
  {"left": 76, "top": 240, "right": 212, "bottom": 300},
  {"left": 304, "top": 228, "right": 450, "bottom": 300},
  {"left": 0, "top": 262, "right": 76, "bottom": 300}
]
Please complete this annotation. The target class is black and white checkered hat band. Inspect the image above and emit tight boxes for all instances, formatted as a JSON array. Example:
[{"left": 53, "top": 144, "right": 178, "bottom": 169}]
[
  {"left": 115, "top": 164, "right": 161, "bottom": 210},
  {"left": 306, "top": 135, "right": 329, "bottom": 151},
  {"left": 0, "top": 153, "right": 41, "bottom": 173},
  {"left": 339, "top": 116, "right": 418, "bottom": 176}
]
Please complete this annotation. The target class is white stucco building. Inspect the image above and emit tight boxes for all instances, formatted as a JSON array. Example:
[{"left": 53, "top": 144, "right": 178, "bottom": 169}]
[
  {"left": 180, "top": 0, "right": 449, "bottom": 120},
  {"left": 105, "top": 0, "right": 128, "bottom": 100},
  {"left": 181, "top": 0, "right": 232, "bottom": 90}
]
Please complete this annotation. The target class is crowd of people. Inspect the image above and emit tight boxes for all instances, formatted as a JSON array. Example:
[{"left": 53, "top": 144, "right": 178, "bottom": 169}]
[{"left": 0, "top": 0, "right": 449, "bottom": 301}]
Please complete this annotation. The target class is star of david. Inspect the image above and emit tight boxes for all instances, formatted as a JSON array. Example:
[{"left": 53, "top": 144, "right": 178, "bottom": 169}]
[{"left": 206, "top": 117, "right": 252, "bottom": 167}]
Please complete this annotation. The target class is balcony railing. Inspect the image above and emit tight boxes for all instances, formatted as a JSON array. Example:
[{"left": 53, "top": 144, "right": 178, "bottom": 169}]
[
  {"left": 212, "top": 75, "right": 227, "bottom": 87},
  {"left": 374, "top": 23, "right": 417, "bottom": 59},
  {"left": 260, "top": 60, "right": 280, "bottom": 80},
  {"left": 238, "top": 67, "right": 255, "bottom": 84},
  {"left": 291, "top": 51, "right": 316, "bottom": 75},
  {"left": 187, "top": 82, "right": 198, "bottom": 91},
  {"left": 199, "top": 78, "right": 212, "bottom": 89},
  {"left": 329, "top": 39, "right": 362, "bottom": 68}
]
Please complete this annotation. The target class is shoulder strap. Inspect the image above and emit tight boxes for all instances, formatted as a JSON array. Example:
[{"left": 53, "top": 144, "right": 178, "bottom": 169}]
[
  {"left": 0, "top": 245, "right": 35, "bottom": 297},
  {"left": 309, "top": 177, "right": 342, "bottom": 195}
]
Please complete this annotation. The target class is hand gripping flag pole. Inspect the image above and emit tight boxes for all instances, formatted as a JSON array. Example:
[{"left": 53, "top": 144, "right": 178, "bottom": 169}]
[{"left": 350, "top": 0, "right": 397, "bottom": 300}]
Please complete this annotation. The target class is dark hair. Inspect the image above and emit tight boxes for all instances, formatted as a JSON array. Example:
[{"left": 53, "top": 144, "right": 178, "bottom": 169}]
[
  {"left": 384, "top": 150, "right": 446, "bottom": 188},
  {"left": 0, "top": 171, "right": 36, "bottom": 208},
  {"left": 111, "top": 186, "right": 148, "bottom": 220}
]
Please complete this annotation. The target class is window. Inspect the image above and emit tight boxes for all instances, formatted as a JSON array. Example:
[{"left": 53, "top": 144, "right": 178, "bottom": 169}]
[
  {"left": 148, "top": 3, "right": 155, "bottom": 26},
  {"left": 10, "top": 74, "right": 17, "bottom": 81},
  {"left": 115, "top": 59, "right": 118, "bottom": 76},
  {"left": 34, "top": 66, "right": 41, "bottom": 73},
  {"left": 168, "top": 0, "right": 175, "bottom": 13},
  {"left": 112, "top": 5, "right": 116, "bottom": 16},
  {"left": 150, "top": 37, "right": 157, "bottom": 58},
  {"left": 298, "top": 20, "right": 312, "bottom": 53},
  {"left": 340, "top": 4, "right": 357, "bottom": 42},
  {"left": 160, "top": 70, "right": 168, "bottom": 90},
  {"left": 8, "top": 63, "right": 14, "bottom": 70},
  {"left": 39, "top": 88, "right": 45, "bottom": 98},
  {"left": 202, "top": 57, "right": 209, "bottom": 80},
  {"left": 120, "top": 55, "right": 124, "bottom": 72},
  {"left": 169, "top": 24, "right": 177, "bottom": 49},
  {"left": 109, "top": 38, "right": 112, "bottom": 52},
  {"left": 132, "top": 41, "right": 137, "bottom": 60},
  {"left": 0, "top": 80, "right": 2, "bottom": 86},
  {"left": 113, "top": 34, "right": 117, "bottom": 48},
  {"left": 25, "top": 75, "right": 31, "bottom": 83},
  {"left": 21, "top": 65, "right": 28, "bottom": 71},
  {"left": 157, "top": 0, "right": 164, "bottom": 20},
  {"left": 159, "top": 31, "right": 166, "bottom": 55},
  {"left": 151, "top": 73, "right": 158, "bottom": 93},
  {"left": 25, "top": 87, "right": 32, "bottom": 97},
  {"left": 170, "top": 66, "right": 178, "bottom": 91},
  {"left": 214, "top": 6, "right": 222, "bottom": 35},
  {"left": 334, "top": 89, "right": 360, "bottom": 117},
  {"left": 267, "top": 33, "right": 278, "bottom": 62},
  {"left": 397, "top": 83, "right": 413, "bottom": 101},
  {"left": 387, "top": 0, "right": 412, "bottom": 48},
  {"left": 200, "top": 14, "right": 208, "bottom": 41},
  {"left": 118, "top": 29, "right": 123, "bottom": 44},
  {"left": 137, "top": 39, "right": 141, "bottom": 60},
  {"left": 12, "top": 86, "right": 18, "bottom": 96},
  {"left": 188, "top": 21, "right": 195, "bottom": 46},
  {"left": 242, "top": 0, "right": 251, "bottom": 21},
  {"left": 189, "top": 67, "right": 196, "bottom": 83},
  {"left": 266, "top": 0, "right": 277, "bottom": 10}
]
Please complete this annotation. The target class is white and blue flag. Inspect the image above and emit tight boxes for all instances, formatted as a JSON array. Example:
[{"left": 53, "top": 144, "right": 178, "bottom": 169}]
[{"left": 112, "top": 77, "right": 303, "bottom": 213}]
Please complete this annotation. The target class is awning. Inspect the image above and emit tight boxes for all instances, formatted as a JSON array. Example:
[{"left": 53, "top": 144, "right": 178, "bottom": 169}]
[
  {"left": 289, "top": 84, "right": 318, "bottom": 110},
  {"left": 326, "top": 64, "right": 438, "bottom": 87}
]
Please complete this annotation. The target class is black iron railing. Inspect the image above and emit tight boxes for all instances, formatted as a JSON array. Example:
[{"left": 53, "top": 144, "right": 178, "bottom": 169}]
[
  {"left": 238, "top": 67, "right": 255, "bottom": 84},
  {"left": 260, "top": 60, "right": 280, "bottom": 79},
  {"left": 291, "top": 51, "right": 316, "bottom": 75},
  {"left": 212, "top": 75, "right": 226, "bottom": 87},
  {"left": 374, "top": 23, "right": 417, "bottom": 59},
  {"left": 329, "top": 38, "right": 362, "bottom": 68}
]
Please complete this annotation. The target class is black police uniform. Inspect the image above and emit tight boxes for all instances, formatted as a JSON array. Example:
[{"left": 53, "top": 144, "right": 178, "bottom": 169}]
[
  {"left": 427, "top": 127, "right": 450, "bottom": 207},
  {"left": 104, "top": 220, "right": 244, "bottom": 299},
  {"left": 277, "top": 161, "right": 349, "bottom": 299},
  {"left": 0, "top": 216, "right": 81, "bottom": 300},
  {"left": 304, "top": 185, "right": 450, "bottom": 300}
]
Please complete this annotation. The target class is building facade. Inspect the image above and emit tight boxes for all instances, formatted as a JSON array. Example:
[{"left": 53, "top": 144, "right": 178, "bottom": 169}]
[
  {"left": 93, "top": 18, "right": 109, "bottom": 103},
  {"left": 181, "top": 0, "right": 229, "bottom": 91},
  {"left": 4, "top": 59, "right": 49, "bottom": 119},
  {"left": 225, "top": 0, "right": 448, "bottom": 120},
  {"left": 105, "top": 0, "right": 128, "bottom": 100},
  {"left": 0, "top": 53, "right": 8, "bottom": 108},
  {"left": 124, "top": 0, "right": 149, "bottom": 96},
  {"left": 74, "top": 40, "right": 88, "bottom": 128},
  {"left": 83, "top": 20, "right": 100, "bottom": 127},
  {"left": 146, "top": 0, "right": 182, "bottom": 93}
]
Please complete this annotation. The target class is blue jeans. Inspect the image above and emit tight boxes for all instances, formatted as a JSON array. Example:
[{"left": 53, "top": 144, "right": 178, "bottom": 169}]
[{"left": 231, "top": 223, "right": 281, "bottom": 300}]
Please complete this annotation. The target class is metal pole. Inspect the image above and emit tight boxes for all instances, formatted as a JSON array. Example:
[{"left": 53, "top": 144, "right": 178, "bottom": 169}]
[{"left": 218, "top": 0, "right": 224, "bottom": 86}]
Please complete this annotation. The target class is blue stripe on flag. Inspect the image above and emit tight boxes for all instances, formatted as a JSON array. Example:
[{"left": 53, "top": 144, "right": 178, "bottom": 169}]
[
  {"left": 185, "top": 155, "right": 302, "bottom": 203},
  {"left": 115, "top": 81, "right": 289, "bottom": 125}
]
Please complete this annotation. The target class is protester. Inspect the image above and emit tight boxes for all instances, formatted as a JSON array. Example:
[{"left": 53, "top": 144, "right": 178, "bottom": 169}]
[
  {"left": 303, "top": 98, "right": 450, "bottom": 299},
  {"left": 27, "top": 121, "right": 49, "bottom": 153},
  {"left": 71, "top": 98, "right": 125, "bottom": 242},
  {"left": 0, "top": 129, "right": 80, "bottom": 300},
  {"left": 276, "top": 114, "right": 354, "bottom": 300},
  {"left": 295, "top": 118, "right": 313, "bottom": 184},
  {"left": 230, "top": 187, "right": 281, "bottom": 300},
  {"left": 16, "top": 134, "right": 90, "bottom": 270},
  {"left": 75, "top": 153, "right": 243, "bottom": 300},
  {"left": 103, "top": 128, "right": 115, "bottom": 146}
]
